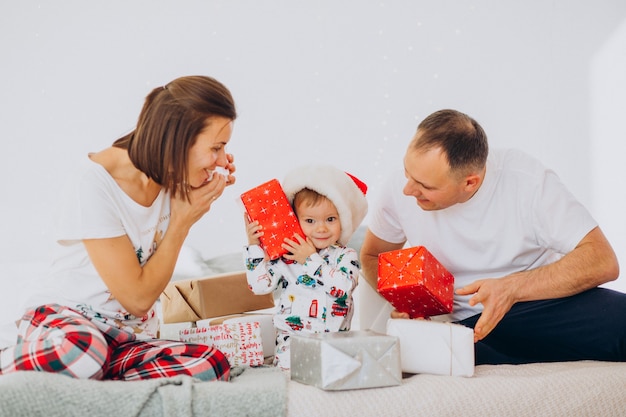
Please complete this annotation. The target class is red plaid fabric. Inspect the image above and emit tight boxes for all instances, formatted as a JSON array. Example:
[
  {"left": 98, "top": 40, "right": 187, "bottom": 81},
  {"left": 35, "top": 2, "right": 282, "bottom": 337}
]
[
  {"left": 0, "top": 304, "right": 109, "bottom": 379},
  {"left": 106, "top": 339, "right": 230, "bottom": 381},
  {"left": 0, "top": 304, "right": 230, "bottom": 381}
]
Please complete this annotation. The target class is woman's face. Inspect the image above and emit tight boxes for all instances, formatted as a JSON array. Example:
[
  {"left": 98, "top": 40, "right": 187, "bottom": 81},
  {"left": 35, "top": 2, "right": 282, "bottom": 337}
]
[{"left": 186, "top": 116, "right": 233, "bottom": 188}]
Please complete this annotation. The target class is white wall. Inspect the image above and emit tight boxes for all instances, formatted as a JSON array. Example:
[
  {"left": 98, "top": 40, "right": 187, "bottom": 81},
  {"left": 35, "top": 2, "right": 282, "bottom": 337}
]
[{"left": 1, "top": 1, "right": 625, "bottom": 291}]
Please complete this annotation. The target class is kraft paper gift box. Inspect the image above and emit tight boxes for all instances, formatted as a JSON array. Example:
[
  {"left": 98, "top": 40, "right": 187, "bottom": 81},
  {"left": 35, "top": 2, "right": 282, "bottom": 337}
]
[
  {"left": 179, "top": 320, "right": 265, "bottom": 367},
  {"left": 240, "top": 179, "right": 305, "bottom": 260},
  {"left": 290, "top": 330, "right": 402, "bottom": 391},
  {"left": 386, "top": 318, "right": 475, "bottom": 377},
  {"left": 160, "top": 271, "right": 274, "bottom": 323},
  {"left": 377, "top": 246, "right": 454, "bottom": 319},
  {"left": 196, "top": 313, "right": 276, "bottom": 359}
]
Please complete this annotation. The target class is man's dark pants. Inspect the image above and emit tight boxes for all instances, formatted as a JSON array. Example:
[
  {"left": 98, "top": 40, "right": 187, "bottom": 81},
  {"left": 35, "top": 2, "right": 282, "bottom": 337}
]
[{"left": 456, "top": 288, "right": 626, "bottom": 364}]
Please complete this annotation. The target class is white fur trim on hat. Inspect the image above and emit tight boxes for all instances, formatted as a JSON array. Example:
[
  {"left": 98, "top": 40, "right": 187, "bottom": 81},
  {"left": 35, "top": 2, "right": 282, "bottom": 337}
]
[{"left": 282, "top": 165, "right": 368, "bottom": 246}]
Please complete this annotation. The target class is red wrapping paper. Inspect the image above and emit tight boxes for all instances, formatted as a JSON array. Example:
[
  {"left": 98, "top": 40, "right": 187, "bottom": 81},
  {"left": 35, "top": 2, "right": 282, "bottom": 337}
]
[
  {"left": 240, "top": 179, "right": 305, "bottom": 260},
  {"left": 377, "top": 246, "right": 454, "bottom": 318}
]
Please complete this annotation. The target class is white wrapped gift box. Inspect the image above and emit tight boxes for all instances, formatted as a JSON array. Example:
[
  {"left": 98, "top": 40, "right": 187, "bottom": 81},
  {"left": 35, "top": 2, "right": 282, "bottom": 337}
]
[
  {"left": 180, "top": 317, "right": 270, "bottom": 367},
  {"left": 290, "top": 330, "right": 402, "bottom": 391},
  {"left": 197, "top": 313, "right": 275, "bottom": 359},
  {"left": 386, "top": 318, "right": 475, "bottom": 377}
]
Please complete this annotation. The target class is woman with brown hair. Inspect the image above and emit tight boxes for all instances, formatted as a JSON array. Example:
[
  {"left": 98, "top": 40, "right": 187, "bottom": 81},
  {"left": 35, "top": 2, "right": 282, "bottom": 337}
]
[{"left": 0, "top": 76, "right": 237, "bottom": 381}]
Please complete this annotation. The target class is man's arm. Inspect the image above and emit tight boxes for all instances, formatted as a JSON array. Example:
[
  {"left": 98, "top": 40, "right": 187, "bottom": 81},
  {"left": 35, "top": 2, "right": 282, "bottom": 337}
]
[
  {"left": 457, "top": 226, "right": 619, "bottom": 342},
  {"left": 359, "top": 228, "right": 405, "bottom": 292}
]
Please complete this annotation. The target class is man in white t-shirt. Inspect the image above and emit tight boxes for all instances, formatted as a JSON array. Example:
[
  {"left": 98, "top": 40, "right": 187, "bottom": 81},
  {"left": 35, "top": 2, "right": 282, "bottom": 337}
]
[{"left": 361, "top": 109, "right": 626, "bottom": 364}]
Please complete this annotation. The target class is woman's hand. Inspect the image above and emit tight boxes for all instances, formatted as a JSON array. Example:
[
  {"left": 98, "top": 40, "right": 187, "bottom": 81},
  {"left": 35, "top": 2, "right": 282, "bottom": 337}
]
[
  {"left": 224, "top": 153, "right": 236, "bottom": 186},
  {"left": 282, "top": 234, "right": 317, "bottom": 264},
  {"left": 170, "top": 173, "right": 227, "bottom": 233}
]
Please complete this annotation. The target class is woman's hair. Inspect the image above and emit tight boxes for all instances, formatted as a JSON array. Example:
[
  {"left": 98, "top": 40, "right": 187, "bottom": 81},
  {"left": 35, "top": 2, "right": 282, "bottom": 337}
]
[
  {"left": 410, "top": 109, "right": 488, "bottom": 176},
  {"left": 113, "top": 75, "right": 237, "bottom": 199}
]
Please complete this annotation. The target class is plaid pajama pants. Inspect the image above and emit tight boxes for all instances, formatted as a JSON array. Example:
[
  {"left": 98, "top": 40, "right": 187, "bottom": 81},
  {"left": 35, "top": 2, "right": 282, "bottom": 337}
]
[{"left": 0, "top": 304, "right": 230, "bottom": 381}]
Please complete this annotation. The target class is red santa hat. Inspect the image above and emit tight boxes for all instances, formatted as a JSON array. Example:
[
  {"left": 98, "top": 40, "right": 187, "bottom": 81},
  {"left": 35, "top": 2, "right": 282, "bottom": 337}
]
[{"left": 282, "top": 165, "right": 368, "bottom": 246}]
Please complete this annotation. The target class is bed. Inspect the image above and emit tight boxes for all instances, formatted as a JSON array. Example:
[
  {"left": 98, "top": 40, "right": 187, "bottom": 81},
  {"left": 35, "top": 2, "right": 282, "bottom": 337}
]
[
  {"left": 2, "top": 230, "right": 626, "bottom": 416},
  {"left": 2, "top": 357, "right": 624, "bottom": 416}
]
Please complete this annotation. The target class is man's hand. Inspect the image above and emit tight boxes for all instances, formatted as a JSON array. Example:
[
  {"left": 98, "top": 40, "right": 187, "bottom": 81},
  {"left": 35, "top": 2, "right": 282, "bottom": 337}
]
[
  {"left": 390, "top": 310, "right": 430, "bottom": 320},
  {"left": 391, "top": 310, "right": 410, "bottom": 319},
  {"left": 456, "top": 277, "right": 518, "bottom": 342}
]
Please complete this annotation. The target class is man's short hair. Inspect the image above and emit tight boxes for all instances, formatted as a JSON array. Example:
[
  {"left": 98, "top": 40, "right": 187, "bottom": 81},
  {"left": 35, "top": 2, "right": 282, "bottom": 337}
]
[{"left": 411, "top": 109, "right": 488, "bottom": 175}]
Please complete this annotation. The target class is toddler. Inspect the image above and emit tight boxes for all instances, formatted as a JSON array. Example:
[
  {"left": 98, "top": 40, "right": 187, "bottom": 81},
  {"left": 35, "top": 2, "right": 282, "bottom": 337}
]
[{"left": 243, "top": 165, "right": 368, "bottom": 370}]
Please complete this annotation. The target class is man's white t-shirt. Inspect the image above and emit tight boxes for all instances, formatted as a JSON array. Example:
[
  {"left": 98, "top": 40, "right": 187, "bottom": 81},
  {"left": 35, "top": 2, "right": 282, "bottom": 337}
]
[
  {"left": 369, "top": 148, "right": 597, "bottom": 321},
  {"left": 27, "top": 157, "right": 170, "bottom": 339}
]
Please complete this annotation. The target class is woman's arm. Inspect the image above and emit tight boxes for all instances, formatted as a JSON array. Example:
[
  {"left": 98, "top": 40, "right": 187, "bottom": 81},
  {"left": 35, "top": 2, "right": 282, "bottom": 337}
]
[{"left": 84, "top": 174, "right": 228, "bottom": 318}]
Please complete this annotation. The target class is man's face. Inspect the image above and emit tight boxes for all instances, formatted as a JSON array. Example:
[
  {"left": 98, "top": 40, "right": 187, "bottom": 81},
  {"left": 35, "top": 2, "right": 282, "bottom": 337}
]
[{"left": 402, "top": 145, "right": 468, "bottom": 211}]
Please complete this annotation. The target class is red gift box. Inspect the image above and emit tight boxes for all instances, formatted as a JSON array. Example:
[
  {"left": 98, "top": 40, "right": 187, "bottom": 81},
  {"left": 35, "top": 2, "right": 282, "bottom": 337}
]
[
  {"left": 377, "top": 246, "right": 454, "bottom": 318},
  {"left": 240, "top": 179, "right": 305, "bottom": 260}
]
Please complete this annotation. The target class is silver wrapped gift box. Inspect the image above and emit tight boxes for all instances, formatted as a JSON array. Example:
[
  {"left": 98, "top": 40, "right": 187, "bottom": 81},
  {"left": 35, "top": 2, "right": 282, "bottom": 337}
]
[{"left": 290, "top": 330, "right": 402, "bottom": 390}]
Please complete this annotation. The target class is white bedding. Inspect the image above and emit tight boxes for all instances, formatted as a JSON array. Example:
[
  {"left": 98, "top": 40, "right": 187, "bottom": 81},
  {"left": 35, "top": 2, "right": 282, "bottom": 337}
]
[
  {"left": 287, "top": 360, "right": 626, "bottom": 416},
  {"left": 1, "top": 361, "right": 623, "bottom": 417}
]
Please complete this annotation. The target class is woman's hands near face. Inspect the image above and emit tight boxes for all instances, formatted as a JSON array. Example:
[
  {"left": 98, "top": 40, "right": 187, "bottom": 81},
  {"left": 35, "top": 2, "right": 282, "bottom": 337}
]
[
  {"left": 224, "top": 153, "right": 236, "bottom": 186},
  {"left": 169, "top": 151, "right": 235, "bottom": 233},
  {"left": 170, "top": 172, "right": 227, "bottom": 231}
]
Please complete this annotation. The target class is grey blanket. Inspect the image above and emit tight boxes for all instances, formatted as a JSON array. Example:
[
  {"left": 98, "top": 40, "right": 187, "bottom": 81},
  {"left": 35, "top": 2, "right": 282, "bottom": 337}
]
[{"left": 0, "top": 366, "right": 287, "bottom": 417}]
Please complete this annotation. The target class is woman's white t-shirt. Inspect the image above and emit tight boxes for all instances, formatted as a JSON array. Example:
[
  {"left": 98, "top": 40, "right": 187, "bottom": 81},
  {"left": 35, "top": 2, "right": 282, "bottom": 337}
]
[
  {"left": 369, "top": 148, "right": 597, "bottom": 321},
  {"left": 27, "top": 157, "right": 170, "bottom": 339}
]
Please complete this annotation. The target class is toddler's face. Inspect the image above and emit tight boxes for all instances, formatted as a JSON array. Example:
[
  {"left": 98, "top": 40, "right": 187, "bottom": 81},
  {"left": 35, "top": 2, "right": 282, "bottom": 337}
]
[{"left": 295, "top": 198, "right": 341, "bottom": 250}]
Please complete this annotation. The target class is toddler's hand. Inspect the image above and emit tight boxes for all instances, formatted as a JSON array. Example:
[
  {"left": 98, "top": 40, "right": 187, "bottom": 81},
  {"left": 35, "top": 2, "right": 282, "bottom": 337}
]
[
  {"left": 244, "top": 215, "right": 263, "bottom": 246},
  {"left": 282, "top": 234, "right": 316, "bottom": 264}
]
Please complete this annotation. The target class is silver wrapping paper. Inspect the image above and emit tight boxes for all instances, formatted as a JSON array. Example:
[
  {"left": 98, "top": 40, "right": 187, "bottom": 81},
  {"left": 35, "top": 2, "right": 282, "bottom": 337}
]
[{"left": 290, "top": 330, "right": 402, "bottom": 390}]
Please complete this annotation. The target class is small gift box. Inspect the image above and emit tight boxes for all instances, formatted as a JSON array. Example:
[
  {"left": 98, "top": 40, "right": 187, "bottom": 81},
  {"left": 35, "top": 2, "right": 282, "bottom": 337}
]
[
  {"left": 179, "top": 320, "right": 265, "bottom": 367},
  {"left": 197, "top": 313, "right": 276, "bottom": 359},
  {"left": 386, "top": 318, "right": 474, "bottom": 377},
  {"left": 377, "top": 246, "right": 454, "bottom": 318},
  {"left": 240, "top": 179, "right": 305, "bottom": 260},
  {"left": 290, "top": 330, "right": 402, "bottom": 391}
]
